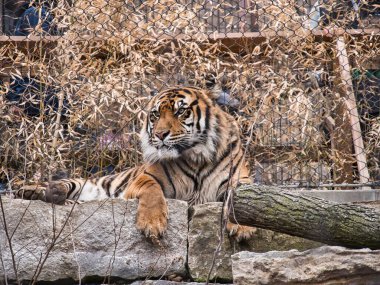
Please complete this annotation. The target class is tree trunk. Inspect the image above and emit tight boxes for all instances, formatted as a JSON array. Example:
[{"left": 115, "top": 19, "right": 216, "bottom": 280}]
[{"left": 230, "top": 185, "right": 380, "bottom": 249}]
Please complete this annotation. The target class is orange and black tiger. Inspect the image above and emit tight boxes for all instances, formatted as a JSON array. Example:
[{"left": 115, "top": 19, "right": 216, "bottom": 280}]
[{"left": 16, "top": 87, "right": 255, "bottom": 241}]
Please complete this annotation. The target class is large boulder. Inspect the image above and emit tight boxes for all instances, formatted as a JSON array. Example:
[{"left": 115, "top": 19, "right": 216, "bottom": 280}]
[
  {"left": 232, "top": 246, "right": 380, "bottom": 285},
  {"left": 0, "top": 197, "right": 188, "bottom": 283},
  {"left": 187, "top": 202, "right": 322, "bottom": 282}
]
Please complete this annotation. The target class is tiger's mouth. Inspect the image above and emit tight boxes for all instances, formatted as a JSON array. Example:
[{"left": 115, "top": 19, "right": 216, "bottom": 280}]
[
  {"left": 153, "top": 142, "right": 177, "bottom": 152},
  {"left": 158, "top": 144, "right": 170, "bottom": 149},
  {"left": 153, "top": 137, "right": 188, "bottom": 150},
  {"left": 154, "top": 140, "right": 190, "bottom": 153}
]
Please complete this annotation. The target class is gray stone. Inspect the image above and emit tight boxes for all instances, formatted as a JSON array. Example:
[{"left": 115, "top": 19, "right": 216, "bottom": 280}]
[
  {"left": 187, "top": 202, "right": 321, "bottom": 282},
  {"left": 232, "top": 246, "right": 380, "bottom": 285},
  {"left": 0, "top": 197, "right": 188, "bottom": 283},
  {"left": 187, "top": 203, "right": 233, "bottom": 282},
  {"left": 296, "top": 189, "right": 380, "bottom": 203}
]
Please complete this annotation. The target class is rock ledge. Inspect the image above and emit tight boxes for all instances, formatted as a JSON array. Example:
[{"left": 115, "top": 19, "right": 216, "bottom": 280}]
[{"left": 0, "top": 198, "right": 188, "bottom": 282}]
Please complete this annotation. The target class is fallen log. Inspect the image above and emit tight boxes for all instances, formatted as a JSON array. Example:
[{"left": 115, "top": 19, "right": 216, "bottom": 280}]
[{"left": 230, "top": 185, "right": 380, "bottom": 249}]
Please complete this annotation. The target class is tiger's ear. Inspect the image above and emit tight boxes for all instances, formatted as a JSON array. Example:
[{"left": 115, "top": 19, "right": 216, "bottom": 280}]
[
  {"left": 204, "top": 73, "right": 228, "bottom": 101},
  {"left": 208, "top": 85, "right": 240, "bottom": 109},
  {"left": 207, "top": 85, "right": 223, "bottom": 101}
]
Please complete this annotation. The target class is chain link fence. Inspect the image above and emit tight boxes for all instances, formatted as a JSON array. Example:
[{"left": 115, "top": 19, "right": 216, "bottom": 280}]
[
  {"left": 0, "top": 1, "right": 380, "bottom": 284},
  {"left": 0, "top": 0, "right": 379, "bottom": 190}
]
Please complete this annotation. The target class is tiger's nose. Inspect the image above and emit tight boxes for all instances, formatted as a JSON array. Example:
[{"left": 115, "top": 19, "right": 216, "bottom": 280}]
[{"left": 155, "top": 130, "right": 170, "bottom": 141}]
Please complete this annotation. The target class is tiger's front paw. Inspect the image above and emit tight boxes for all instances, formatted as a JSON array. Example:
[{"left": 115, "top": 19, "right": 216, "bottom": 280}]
[
  {"left": 14, "top": 185, "right": 47, "bottom": 201},
  {"left": 227, "top": 221, "right": 257, "bottom": 242},
  {"left": 136, "top": 201, "right": 168, "bottom": 244}
]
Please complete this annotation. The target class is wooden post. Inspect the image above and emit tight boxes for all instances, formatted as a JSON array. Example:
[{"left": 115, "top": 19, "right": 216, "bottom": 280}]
[
  {"left": 330, "top": 89, "right": 355, "bottom": 186},
  {"left": 335, "top": 36, "right": 370, "bottom": 188}
]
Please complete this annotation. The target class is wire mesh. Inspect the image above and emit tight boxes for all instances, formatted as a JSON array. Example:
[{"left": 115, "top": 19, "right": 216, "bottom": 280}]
[
  {"left": 0, "top": 0, "right": 380, "bottom": 284},
  {"left": 1, "top": 0, "right": 379, "bottom": 190},
  {"left": 0, "top": 0, "right": 379, "bottom": 191}
]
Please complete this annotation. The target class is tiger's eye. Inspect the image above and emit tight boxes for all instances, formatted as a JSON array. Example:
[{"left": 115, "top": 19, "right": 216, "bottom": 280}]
[{"left": 177, "top": 108, "right": 185, "bottom": 115}]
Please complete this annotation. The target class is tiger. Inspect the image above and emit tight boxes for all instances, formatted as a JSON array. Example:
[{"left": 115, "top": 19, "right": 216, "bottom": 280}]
[{"left": 16, "top": 87, "right": 256, "bottom": 242}]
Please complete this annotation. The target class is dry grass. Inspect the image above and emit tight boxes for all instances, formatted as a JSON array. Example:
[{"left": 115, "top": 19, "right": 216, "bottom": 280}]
[{"left": 0, "top": 0, "right": 379, "bottom": 188}]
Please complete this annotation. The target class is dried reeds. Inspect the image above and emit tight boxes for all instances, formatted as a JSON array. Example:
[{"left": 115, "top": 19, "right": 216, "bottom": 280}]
[{"left": 0, "top": 0, "right": 379, "bottom": 188}]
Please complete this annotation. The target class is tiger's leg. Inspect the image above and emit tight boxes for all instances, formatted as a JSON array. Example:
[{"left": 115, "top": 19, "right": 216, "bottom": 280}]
[
  {"left": 227, "top": 159, "right": 257, "bottom": 241},
  {"left": 43, "top": 169, "right": 137, "bottom": 204},
  {"left": 123, "top": 173, "right": 168, "bottom": 241},
  {"left": 14, "top": 185, "right": 47, "bottom": 201},
  {"left": 33, "top": 178, "right": 99, "bottom": 205},
  {"left": 226, "top": 221, "right": 257, "bottom": 242},
  {"left": 14, "top": 184, "right": 81, "bottom": 205},
  {"left": 14, "top": 180, "right": 80, "bottom": 204}
]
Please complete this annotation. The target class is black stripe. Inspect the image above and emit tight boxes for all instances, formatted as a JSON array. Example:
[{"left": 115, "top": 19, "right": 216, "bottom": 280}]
[
  {"left": 228, "top": 154, "right": 244, "bottom": 178},
  {"left": 105, "top": 187, "right": 111, "bottom": 197},
  {"left": 114, "top": 171, "right": 133, "bottom": 197},
  {"left": 196, "top": 105, "right": 201, "bottom": 131},
  {"left": 182, "top": 160, "right": 194, "bottom": 172},
  {"left": 179, "top": 161, "right": 200, "bottom": 192},
  {"left": 218, "top": 178, "right": 230, "bottom": 189},
  {"left": 101, "top": 177, "right": 112, "bottom": 192},
  {"left": 189, "top": 99, "right": 199, "bottom": 107},
  {"left": 144, "top": 171, "right": 165, "bottom": 192},
  {"left": 213, "top": 140, "right": 239, "bottom": 170},
  {"left": 211, "top": 114, "right": 221, "bottom": 160},
  {"left": 214, "top": 155, "right": 244, "bottom": 201},
  {"left": 71, "top": 183, "right": 82, "bottom": 199},
  {"left": 176, "top": 162, "right": 196, "bottom": 181},
  {"left": 162, "top": 163, "right": 177, "bottom": 198},
  {"left": 67, "top": 181, "right": 77, "bottom": 197},
  {"left": 118, "top": 171, "right": 133, "bottom": 188},
  {"left": 205, "top": 105, "right": 210, "bottom": 130},
  {"left": 181, "top": 89, "right": 193, "bottom": 94},
  {"left": 130, "top": 168, "right": 139, "bottom": 179},
  {"left": 217, "top": 178, "right": 230, "bottom": 199},
  {"left": 139, "top": 179, "right": 154, "bottom": 189},
  {"left": 216, "top": 140, "right": 238, "bottom": 169}
]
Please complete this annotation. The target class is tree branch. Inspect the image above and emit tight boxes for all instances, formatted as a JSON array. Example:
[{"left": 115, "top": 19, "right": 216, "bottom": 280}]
[{"left": 230, "top": 185, "right": 380, "bottom": 249}]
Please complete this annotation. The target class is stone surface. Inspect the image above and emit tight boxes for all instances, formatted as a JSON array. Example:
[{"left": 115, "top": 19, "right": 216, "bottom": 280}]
[
  {"left": 0, "top": 197, "right": 188, "bottom": 283},
  {"left": 296, "top": 189, "right": 380, "bottom": 203},
  {"left": 232, "top": 246, "right": 380, "bottom": 285},
  {"left": 187, "top": 202, "right": 322, "bottom": 282}
]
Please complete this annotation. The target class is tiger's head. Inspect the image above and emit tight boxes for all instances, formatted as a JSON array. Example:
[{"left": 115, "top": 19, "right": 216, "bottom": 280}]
[{"left": 141, "top": 87, "right": 223, "bottom": 163}]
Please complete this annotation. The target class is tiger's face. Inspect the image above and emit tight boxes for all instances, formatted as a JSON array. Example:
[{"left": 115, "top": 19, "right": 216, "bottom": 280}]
[{"left": 141, "top": 87, "right": 217, "bottom": 163}]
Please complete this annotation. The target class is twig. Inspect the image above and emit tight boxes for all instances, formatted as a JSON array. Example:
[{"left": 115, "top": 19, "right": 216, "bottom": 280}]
[
  {"left": 0, "top": 237, "right": 9, "bottom": 285},
  {"left": 48, "top": 90, "right": 65, "bottom": 181},
  {"left": 68, "top": 221, "right": 81, "bottom": 285},
  {"left": 0, "top": 196, "right": 21, "bottom": 285}
]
